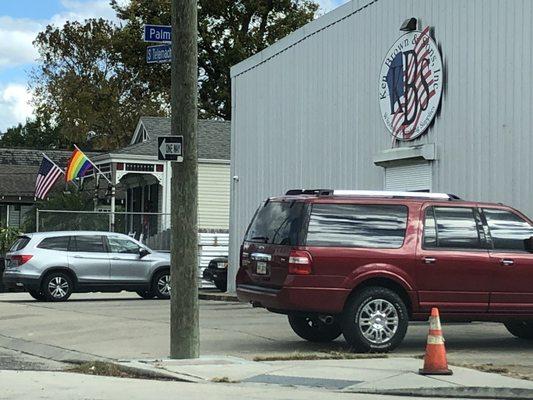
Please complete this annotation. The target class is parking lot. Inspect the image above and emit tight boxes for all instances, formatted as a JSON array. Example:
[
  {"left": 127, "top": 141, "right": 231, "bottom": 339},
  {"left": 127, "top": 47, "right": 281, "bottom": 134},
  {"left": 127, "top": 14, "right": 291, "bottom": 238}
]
[{"left": 0, "top": 292, "right": 532, "bottom": 378}]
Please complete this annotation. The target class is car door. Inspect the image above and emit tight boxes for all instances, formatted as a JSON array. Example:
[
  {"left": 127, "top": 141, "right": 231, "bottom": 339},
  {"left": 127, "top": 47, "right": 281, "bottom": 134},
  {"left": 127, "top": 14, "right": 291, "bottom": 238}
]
[
  {"left": 415, "top": 205, "right": 493, "bottom": 313},
  {"left": 481, "top": 207, "right": 533, "bottom": 313},
  {"left": 106, "top": 236, "right": 151, "bottom": 282},
  {"left": 68, "top": 235, "right": 110, "bottom": 283}
]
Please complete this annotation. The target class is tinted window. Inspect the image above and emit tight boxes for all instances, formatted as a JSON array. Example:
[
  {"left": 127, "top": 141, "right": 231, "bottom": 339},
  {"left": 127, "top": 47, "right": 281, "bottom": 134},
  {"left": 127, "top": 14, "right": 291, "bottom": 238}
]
[
  {"left": 305, "top": 204, "right": 408, "bottom": 248},
  {"left": 108, "top": 237, "right": 141, "bottom": 254},
  {"left": 9, "top": 236, "right": 30, "bottom": 252},
  {"left": 245, "top": 201, "right": 306, "bottom": 245},
  {"left": 424, "top": 207, "right": 481, "bottom": 249},
  {"left": 73, "top": 236, "right": 105, "bottom": 253},
  {"left": 484, "top": 209, "right": 533, "bottom": 251},
  {"left": 38, "top": 236, "right": 70, "bottom": 251}
]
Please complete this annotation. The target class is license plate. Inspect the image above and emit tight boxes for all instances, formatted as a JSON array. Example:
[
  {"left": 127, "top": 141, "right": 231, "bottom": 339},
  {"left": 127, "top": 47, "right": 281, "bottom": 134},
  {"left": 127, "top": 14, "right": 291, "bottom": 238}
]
[{"left": 256, "top": 261, "right": 268, "bottom": 275}]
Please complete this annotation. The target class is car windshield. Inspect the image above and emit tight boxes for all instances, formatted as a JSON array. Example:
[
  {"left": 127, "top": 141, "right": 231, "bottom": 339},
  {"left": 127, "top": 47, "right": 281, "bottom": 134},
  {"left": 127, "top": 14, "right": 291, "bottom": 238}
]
[{"left": 245, "top": 201, "right": 306, "bottom": 246}]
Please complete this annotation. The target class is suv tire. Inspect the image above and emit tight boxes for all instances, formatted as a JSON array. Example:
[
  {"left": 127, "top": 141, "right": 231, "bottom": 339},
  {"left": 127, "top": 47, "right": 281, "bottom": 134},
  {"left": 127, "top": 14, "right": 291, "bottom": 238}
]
[
  {"left": 136, "top": 290, "right": 156, "bottom": 299},
  {"left": 153, "top": 270, "right": 171, "bottom": 299},
  {"left": 504, "top": 321, "right": 533, "bottom": 339},
  {"left": 42, "top": 272, "right": 73, "bottom": 302},
  {"left": 214, "top": 280, "right": 227, "bottom": 292},
  {"left": 28, "top": 289, "right": 46, "bottom": 301},
  {"left": 342, "top": 286, "right": 408, "bottom": 352},
  {"left": 288, "top": 314, "right": 342, "bottom": 342}
]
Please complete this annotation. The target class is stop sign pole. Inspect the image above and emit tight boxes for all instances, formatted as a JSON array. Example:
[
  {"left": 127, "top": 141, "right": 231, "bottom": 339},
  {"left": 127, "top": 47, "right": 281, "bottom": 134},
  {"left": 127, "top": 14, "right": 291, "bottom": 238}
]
[{"left": 169, "top": 0, "right": 199, "bottom": 359}]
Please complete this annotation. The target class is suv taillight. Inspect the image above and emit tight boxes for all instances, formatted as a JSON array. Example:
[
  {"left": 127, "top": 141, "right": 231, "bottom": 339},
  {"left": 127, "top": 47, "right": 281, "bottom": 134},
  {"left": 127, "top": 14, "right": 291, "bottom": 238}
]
[
  {"left": 11, "top": 255, "right": 33, "bottom": 266},
  {"left": 288, "top": 250, "right": 312, "bottom": 275}
]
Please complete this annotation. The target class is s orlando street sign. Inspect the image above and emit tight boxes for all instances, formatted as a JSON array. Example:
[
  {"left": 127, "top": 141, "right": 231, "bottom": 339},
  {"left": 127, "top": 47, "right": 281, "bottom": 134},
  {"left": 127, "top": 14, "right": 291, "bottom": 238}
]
[
  {"left": 143, "top": 24, "right": 171, "bottom": 43},
  {"left": 379, "top": 25, "right": 443, "bottom": 141},
  {"left": 147, "top": 44, "right": 171, "bottom": 64}
]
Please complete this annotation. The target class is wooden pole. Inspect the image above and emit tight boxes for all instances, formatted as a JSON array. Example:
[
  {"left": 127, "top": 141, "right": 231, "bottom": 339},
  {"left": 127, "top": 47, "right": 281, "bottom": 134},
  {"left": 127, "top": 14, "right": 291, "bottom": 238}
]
[{"left": 170, "top": 0, "right": 199, "bottom": 359}]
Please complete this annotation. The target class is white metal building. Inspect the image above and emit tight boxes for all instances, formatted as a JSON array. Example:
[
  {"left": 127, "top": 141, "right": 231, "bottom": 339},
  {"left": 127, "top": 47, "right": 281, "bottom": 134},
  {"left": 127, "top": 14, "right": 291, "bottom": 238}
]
[{"left": 228, "top": 0, "right": 533, "bottom": 291}]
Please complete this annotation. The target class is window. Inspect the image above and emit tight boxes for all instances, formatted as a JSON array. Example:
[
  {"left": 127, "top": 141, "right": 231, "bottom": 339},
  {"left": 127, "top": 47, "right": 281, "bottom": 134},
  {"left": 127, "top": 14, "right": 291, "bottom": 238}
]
[
  {"left": 245, "top": 201, "right": 306, "bottom": 246},
  {"left": 9, "top": 236, "right": 31, "bottom": 252},
  {"left": 305, "top": 204, "right": 408, "bottom": 248},
  {"left": 72, "top": 236, "right": 105, "bottom": 253},
  {"left": 483, "top": 209, "right": 533, "bottom": 251},
  {"left": 38, "top": 236, "right": 70, "bottom": 251},
  {"left": 108, "top": 237, "right": 141, "bottom": 254},
  {"left": 423, "top": 207, "right": 482, "bottom": 249}
]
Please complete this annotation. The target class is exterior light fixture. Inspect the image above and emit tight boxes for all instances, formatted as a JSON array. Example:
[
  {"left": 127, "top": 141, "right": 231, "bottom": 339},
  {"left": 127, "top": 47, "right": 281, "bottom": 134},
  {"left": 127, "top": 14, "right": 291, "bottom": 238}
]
[{"left": 400, "top": 17, "right": 417, "bottom": 31}]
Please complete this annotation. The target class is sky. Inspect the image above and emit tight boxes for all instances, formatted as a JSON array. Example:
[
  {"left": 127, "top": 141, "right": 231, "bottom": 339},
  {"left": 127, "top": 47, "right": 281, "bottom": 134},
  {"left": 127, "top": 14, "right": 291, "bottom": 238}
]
[{"left": 0, "top": 0, "right": 348, "bottom": 132}]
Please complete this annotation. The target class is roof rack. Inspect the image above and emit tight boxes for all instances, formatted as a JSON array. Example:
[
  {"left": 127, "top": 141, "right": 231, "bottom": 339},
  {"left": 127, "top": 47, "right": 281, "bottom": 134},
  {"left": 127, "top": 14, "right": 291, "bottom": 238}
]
[{"left": 285, "top": 189, "right": 460, "bottom": 201}]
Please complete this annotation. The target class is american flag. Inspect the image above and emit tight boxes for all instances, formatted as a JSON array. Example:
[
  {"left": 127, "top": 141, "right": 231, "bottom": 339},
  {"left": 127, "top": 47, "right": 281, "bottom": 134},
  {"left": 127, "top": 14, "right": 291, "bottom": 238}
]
[
  {"left": 391, "top": 26, "right": 436, "bottom": 139},
  {"left": 35, "top": 155, "right": 63, "bottom": 200}
]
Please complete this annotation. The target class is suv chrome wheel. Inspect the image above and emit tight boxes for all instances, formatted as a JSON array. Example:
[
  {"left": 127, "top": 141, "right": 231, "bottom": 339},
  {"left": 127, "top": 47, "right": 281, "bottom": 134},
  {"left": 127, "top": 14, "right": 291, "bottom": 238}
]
[
  {"left": 357, "top": 299, "right": 399, "bottom": 345},
  {"left": 42, "top": 272, "right": 73, "bottom": 302},
  {"left": 153, "top": 271, "right": 171, "bottom": 299},
  {"left": 342, "top": 286, "right": 408, "bottom": 352}
]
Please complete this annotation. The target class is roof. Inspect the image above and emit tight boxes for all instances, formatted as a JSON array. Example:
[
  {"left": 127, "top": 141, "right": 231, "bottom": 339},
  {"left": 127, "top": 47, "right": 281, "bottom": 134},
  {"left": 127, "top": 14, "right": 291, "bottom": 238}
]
[{"left": 113, "top": 117, "right": 231, "bottom": 161}]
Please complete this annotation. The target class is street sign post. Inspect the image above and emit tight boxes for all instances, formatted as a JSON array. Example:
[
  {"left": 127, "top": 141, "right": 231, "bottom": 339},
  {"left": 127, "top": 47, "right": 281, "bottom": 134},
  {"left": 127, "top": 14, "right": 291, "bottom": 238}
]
[
  {"left": 158, "top": 136, "right": 183, "bottom": 162},
  {"left": 147, "top": 44, "right": 172, "bottom": 63},
  {"left": 143, "top": 24, "right": 172, "bottom": 43}
]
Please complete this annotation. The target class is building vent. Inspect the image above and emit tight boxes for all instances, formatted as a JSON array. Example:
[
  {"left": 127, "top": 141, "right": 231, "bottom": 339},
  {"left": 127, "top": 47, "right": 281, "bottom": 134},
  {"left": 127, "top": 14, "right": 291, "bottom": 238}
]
[{"left": 385, "top": 162, "right": 432, "bottom": 192}]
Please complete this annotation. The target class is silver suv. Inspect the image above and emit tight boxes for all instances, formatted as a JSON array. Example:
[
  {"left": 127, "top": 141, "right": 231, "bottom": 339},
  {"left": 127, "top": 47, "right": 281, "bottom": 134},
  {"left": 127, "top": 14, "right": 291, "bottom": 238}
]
[{"left": 2, "top": 231, "right": 171, "bottom": 302}]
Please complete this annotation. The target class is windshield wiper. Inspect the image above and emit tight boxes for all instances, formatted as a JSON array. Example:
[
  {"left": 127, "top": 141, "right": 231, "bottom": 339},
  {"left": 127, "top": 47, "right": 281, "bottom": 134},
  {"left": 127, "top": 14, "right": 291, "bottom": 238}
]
[{"left": 251, "top": 236, "right": 269, "bottom": 243}]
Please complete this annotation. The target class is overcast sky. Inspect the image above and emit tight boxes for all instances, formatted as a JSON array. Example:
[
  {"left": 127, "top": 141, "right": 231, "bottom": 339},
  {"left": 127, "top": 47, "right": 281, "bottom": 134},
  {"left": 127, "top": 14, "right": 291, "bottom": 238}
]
[{"left": 0, "top": 0, "right": 348, "bottom": 132}]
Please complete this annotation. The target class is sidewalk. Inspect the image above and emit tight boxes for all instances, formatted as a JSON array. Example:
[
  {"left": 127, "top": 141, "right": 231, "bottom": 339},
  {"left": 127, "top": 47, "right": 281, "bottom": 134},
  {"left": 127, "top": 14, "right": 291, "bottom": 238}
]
[{"left": 117, "top": 356, "right": 533, "bottom": 399}]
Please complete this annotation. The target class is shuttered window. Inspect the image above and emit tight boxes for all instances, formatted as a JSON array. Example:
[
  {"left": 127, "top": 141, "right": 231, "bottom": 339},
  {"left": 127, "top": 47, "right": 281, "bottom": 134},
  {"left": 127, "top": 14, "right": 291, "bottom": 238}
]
[{"left": 385, "top": 162, "right": 432, "bottom": 192}]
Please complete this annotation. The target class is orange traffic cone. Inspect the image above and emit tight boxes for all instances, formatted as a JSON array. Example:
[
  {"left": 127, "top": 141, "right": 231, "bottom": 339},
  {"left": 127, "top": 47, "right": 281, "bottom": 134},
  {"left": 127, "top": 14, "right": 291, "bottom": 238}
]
[{"left": 419, "top": 307, "right": 453, "bottom": 375}]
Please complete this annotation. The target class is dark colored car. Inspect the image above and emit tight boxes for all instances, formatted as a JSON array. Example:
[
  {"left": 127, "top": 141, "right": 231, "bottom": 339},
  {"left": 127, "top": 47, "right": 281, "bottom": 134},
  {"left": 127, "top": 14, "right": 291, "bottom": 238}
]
[
  {"left": 203, "top": 257, "right": 228, "bottom": 291},
  {"left": 236, "top": 189, "right": 533, "bottom": 352}
]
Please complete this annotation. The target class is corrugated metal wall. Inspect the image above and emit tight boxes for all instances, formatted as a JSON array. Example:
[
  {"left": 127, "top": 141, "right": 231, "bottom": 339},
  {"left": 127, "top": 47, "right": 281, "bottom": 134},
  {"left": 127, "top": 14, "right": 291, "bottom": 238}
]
[
  {"left": 198, "top": 163, "right": 230, "bottom": 230},
  {"left": 229, "top": 0, "right": 533, "bottom": 291}
]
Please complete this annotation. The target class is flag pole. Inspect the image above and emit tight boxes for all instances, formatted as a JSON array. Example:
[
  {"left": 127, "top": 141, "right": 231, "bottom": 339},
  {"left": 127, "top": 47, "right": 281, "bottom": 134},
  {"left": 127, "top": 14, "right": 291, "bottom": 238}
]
[{"left": 73, "top": 144, "right": 113, "bottom": 185}]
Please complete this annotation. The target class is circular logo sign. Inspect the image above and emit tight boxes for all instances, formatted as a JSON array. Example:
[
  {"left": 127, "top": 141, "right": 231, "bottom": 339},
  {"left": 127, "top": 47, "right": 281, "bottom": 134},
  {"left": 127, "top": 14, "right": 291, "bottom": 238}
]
[{"left": 379, "top": 27, "right": 443, "bottom": 140}]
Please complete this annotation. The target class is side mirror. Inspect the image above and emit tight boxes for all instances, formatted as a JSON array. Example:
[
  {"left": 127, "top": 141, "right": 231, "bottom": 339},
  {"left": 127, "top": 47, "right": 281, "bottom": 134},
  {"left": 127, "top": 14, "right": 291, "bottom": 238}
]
[
  {"left": 524, "top": 237, "right": 533, "bottom": 253},
  {"left": 139, "top": 248, "right": 150, "bottom": 258}
]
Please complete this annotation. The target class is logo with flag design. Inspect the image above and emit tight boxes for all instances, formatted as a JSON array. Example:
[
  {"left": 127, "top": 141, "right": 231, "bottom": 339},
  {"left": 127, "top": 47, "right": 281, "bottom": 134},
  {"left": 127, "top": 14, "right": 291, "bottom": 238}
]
[{"left": 379, "top": 26, "right": 443, "bottom": 141}]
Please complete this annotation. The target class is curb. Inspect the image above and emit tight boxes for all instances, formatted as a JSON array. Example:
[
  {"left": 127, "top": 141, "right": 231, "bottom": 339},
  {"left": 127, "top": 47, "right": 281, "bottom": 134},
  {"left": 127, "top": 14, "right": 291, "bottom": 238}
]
[
  {"left": 347, "top": 387, "right": 533, "bottom": 400},
  {"left": 198, "top": 292, "right": 239, "bottom": 302}
]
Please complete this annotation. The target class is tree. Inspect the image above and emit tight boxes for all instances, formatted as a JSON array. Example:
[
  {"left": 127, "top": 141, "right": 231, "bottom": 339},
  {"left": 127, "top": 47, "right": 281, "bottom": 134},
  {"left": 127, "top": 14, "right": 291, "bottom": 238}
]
[
  {"left": 0, "top": 116, "right": 65, "bottom": 149},
  {"left": 31, "top": 19, "right": 166, "bottom": 150},
  {"left": 112, "top": 0, "right": 319, "bottom": 120}
]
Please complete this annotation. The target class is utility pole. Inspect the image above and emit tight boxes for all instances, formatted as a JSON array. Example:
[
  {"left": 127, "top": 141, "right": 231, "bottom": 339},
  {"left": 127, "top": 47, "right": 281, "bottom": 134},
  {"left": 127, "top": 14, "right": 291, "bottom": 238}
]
[{"left": 170, "top": 0, "right": 199, "bottom": 359}]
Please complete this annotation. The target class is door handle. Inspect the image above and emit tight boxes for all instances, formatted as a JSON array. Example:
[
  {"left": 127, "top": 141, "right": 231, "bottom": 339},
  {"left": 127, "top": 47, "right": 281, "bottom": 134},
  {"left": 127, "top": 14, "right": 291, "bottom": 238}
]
[
  {"left": 500, "top": 259, "right": 514, "bottom": 266},
  {"left": 423, "top": 257, "right": 437, "bottom": 264}
]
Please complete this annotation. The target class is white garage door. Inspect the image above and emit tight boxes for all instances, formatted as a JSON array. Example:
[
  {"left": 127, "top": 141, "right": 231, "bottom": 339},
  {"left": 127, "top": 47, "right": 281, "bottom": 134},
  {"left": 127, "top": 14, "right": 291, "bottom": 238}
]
[{"left": 385, "top": 162, "right": 432, "bottom": 192}]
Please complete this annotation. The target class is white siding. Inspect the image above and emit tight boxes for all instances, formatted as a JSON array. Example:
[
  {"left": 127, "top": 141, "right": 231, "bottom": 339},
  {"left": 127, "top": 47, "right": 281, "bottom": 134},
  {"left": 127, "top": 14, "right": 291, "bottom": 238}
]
[{"left": 198, "top": 163, "right": 230, "bottom": 230}]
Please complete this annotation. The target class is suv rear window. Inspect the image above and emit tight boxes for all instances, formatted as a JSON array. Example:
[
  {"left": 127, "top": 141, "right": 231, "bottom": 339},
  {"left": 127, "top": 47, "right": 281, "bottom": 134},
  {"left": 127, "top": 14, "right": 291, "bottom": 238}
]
[
  {"left": 9, "top": 236, "right": 30, "bottom": 252},
  {"left": 245, "top": 201, "right": 307, "bottom": 245},
  {"left": 37, "top": 236, "right": 70, "bottom": 251},
  {"left": 305, "top": 204, "right": 408, "bottom": 248}
]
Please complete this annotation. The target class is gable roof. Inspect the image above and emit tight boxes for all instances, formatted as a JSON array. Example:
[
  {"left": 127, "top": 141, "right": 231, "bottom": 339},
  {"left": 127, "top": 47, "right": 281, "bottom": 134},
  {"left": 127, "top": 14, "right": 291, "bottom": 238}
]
[{"left": 121, "top": 117, "right": 230, "bottom": 161}]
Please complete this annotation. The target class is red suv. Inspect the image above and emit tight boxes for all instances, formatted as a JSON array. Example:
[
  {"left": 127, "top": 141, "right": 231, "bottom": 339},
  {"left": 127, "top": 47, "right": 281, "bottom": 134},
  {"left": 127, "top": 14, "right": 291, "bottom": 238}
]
[{"left": 236, "top": 189, "right": 533, "bottom": 352}]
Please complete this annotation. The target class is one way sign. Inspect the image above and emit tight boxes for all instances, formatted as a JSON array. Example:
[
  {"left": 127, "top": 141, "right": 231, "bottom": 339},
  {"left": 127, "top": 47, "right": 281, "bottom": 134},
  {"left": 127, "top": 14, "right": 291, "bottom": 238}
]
[{"left": 158, "top": 136, "right": 183, "bottom": 162}]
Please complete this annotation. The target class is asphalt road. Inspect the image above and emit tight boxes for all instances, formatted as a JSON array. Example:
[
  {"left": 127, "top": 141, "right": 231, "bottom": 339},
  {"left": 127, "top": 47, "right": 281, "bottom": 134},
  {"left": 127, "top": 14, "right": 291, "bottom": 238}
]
[{"left": 0, "top": 291, "right": 532, "bottom": 376}]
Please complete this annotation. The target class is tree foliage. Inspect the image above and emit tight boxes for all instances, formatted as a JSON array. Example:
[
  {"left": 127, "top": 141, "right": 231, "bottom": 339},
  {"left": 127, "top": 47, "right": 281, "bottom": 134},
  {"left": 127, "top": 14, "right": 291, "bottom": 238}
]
[
  {"left": 112, "top": 0, "right": 319, "bottom": 120},
  {"left": 0, "top": 116, "right": 65, "bottom": 149},
  {"left": 27, "top": 1, "right": 318, "bottom": 150},
  {"left": 31, "top": 19, "right": 166, "bottom": 150}
]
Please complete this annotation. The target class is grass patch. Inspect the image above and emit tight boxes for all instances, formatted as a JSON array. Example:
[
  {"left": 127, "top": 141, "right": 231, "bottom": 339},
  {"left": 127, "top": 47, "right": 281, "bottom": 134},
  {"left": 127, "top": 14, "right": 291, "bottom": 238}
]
[
  {"left": 211, "top": 376, "right": 238, "bottom": 383},
  {"left": 253, "top": 351, "right": 388, "bottom": 362},
  {"left": 67, "top": 361, "right": 163, "bottom": 380}
]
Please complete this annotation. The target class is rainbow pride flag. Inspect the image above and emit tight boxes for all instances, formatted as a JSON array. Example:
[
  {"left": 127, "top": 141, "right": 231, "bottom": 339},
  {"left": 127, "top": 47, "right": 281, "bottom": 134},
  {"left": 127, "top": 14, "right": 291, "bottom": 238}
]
[{"left": 66, "top": 147, "right": 93, "bottom": 182}]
